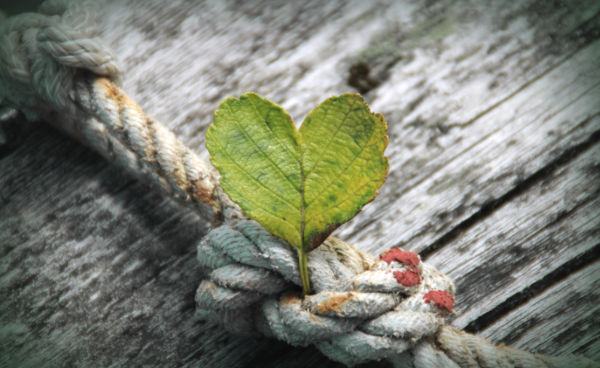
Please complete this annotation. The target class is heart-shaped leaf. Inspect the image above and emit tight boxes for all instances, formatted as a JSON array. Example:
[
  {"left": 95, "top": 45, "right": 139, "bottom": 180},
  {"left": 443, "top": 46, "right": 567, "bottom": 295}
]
[{"left": 206, "top": 93, "right": 388, "bottom": 294}]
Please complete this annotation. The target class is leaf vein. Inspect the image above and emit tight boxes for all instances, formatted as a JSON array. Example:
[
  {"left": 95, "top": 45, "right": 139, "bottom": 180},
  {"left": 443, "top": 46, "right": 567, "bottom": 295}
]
[
  {"left": 226, "top": 102, "right": 301, "bottom": 194},
  {"left": 247, "top": 97, "right": 302, "bottom": 169},
  {"left": 211, "top": 136, "right": 301, "bottom": 212},
  {"left": 303, "top": 98, "right": 360, "bottom": 179},
  {"left": 306, "top": 112, "right": 379, "bottom": 207},
  {"left": 320, "top": 177, "right": 377, "bottom": 214}
]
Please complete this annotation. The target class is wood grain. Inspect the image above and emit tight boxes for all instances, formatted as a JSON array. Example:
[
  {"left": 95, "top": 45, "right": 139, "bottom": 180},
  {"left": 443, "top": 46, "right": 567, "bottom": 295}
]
[{"left": 1, "top": 0, "right": 598, "bottom": 366}]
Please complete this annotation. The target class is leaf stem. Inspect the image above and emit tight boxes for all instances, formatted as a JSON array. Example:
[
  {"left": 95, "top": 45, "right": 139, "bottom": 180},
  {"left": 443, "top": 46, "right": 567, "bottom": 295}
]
[{"left": 298, "top": 249, "right": 311, "bottom": 295}]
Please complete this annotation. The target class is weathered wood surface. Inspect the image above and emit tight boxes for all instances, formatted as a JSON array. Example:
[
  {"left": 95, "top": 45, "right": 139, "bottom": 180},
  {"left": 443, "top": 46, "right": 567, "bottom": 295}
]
[{"left": 1, "top": 0, "right": 599, "bottom": 367}]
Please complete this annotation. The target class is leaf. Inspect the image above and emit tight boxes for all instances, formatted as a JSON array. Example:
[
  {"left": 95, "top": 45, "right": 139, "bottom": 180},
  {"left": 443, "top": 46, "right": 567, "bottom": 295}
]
[{"left": 206, "top": 92, "right": 388, "bottom": 294}]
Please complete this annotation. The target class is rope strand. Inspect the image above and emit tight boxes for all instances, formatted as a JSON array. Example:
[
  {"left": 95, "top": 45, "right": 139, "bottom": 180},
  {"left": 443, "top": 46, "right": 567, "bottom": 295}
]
[{"left": 74, "top": 76, "right": 236, "bottom": 222}]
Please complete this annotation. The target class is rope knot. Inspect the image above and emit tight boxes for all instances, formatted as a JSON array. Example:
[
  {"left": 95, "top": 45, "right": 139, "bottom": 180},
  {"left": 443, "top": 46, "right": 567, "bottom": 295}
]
[
  {"left": 0, "top": 0, "right": 121, "bottom": 120},
  {"left": 195, "top": 220, "right": 455, "bottom": 365}
]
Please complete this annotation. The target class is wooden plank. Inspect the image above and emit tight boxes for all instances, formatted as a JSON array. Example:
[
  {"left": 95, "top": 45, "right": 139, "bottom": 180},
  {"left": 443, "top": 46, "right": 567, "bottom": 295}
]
[
  {"left": 92, "top": 0, "right": 600, "bottom": 256},
  {"left": 94, "top": 0, "right": 600, "bottom": 159},
  {"left": 0, "top": 127, "right": 346, "bottom": 368},
  {"left": 339, "top": 32, "right": 600, "bottom": 255},
  {"left": 1, "top": 0, "right": 599, "bottom": 366},
  {"left": 424, "top": 142, "right": 599, "bottom": 353}
]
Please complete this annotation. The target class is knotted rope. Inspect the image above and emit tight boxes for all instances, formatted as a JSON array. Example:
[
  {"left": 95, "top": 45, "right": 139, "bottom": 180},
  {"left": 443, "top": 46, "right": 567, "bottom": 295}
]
[
  {"left": 196, "top": 221, "right": 593, "bottom": 368},
  {"left": 0, "top": 2, "right": 596, "bottom": 367}
]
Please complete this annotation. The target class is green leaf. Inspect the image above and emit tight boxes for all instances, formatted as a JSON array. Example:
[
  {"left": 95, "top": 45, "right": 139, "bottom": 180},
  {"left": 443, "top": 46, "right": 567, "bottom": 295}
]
[{"left": 206, "top": 92, "right": 388, "bottom": 294}]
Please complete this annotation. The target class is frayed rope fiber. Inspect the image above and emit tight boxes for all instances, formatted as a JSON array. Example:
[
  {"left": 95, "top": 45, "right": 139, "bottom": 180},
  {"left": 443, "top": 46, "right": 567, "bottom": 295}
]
[{"left": 0, "top": 2, "right": 597, "bottom": 367}]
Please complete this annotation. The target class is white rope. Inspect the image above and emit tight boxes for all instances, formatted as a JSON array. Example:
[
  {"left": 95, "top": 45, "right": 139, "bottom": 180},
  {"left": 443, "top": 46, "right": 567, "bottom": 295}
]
[
  {"left": 0, "top": 2, "right": 596, "bottom": 367},
  {"left": 0, "top": 0, "right": 120, "bottom": 120},
  {"left": 0, "top": 0, "right": 239, "bottom": 223},
  {"left": 196, "top": 221, "right": 596, "bottom": 368}
]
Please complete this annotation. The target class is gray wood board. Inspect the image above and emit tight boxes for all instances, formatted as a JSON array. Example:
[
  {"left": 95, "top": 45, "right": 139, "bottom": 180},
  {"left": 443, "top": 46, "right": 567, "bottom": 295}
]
[{"left": 1, "top": 0, "right": 598, "bottom": 367}]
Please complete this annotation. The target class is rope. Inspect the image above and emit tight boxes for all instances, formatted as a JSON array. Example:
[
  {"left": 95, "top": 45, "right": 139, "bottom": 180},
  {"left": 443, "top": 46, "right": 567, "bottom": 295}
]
[
  {"left": 0, "top": 2, "right": 596, "bottom": 367},
  {"left": 0, "top": 0, "right": 240, "bottom": 223},
  {"left": 72, "top": 76, "right": 240, "bottom": 222},
  {"left": 196, "top": 221, "right": 596, "bottom": 368},
  {"left": 0, "top": 0, "right": 120, "bottom": 120}
]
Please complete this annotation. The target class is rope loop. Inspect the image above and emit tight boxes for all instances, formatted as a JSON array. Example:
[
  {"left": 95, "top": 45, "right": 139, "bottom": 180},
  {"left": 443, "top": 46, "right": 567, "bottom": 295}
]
[{"left": 0, "top": 1, "right": 231, "bottom": 222}]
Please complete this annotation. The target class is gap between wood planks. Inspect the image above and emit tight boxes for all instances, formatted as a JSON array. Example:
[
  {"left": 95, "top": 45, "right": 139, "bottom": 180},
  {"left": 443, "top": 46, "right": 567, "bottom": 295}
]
[
  {"left": 484, "top": 260, "right": 600, "bottom": 357},
  {"left": 463, "top": 242, "right": 599, "bottom": 334},
  {"left": 421, "top": 125, "right": 600, "bottom": 260}
]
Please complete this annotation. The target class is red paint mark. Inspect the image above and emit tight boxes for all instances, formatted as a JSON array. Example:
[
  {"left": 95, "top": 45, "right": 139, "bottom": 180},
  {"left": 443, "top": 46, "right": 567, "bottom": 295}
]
[
  {"left": 381, "top": 248, "right": 420, "bottom": 268},
  {"left": 423, "top": 290, "right": 455, "bottom": 312},
  {"left": 393, "top": 269, "right": 421, "bottom": 286}
]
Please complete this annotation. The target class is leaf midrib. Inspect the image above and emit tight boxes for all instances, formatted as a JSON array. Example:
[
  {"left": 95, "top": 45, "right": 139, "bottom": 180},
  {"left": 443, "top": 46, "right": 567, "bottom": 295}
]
[
  {"left": 307, "top": 125, "right": 379, "bottom": 209},
  {"left": 299, "top": 143, "right": 306, "bottom": 249}
]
